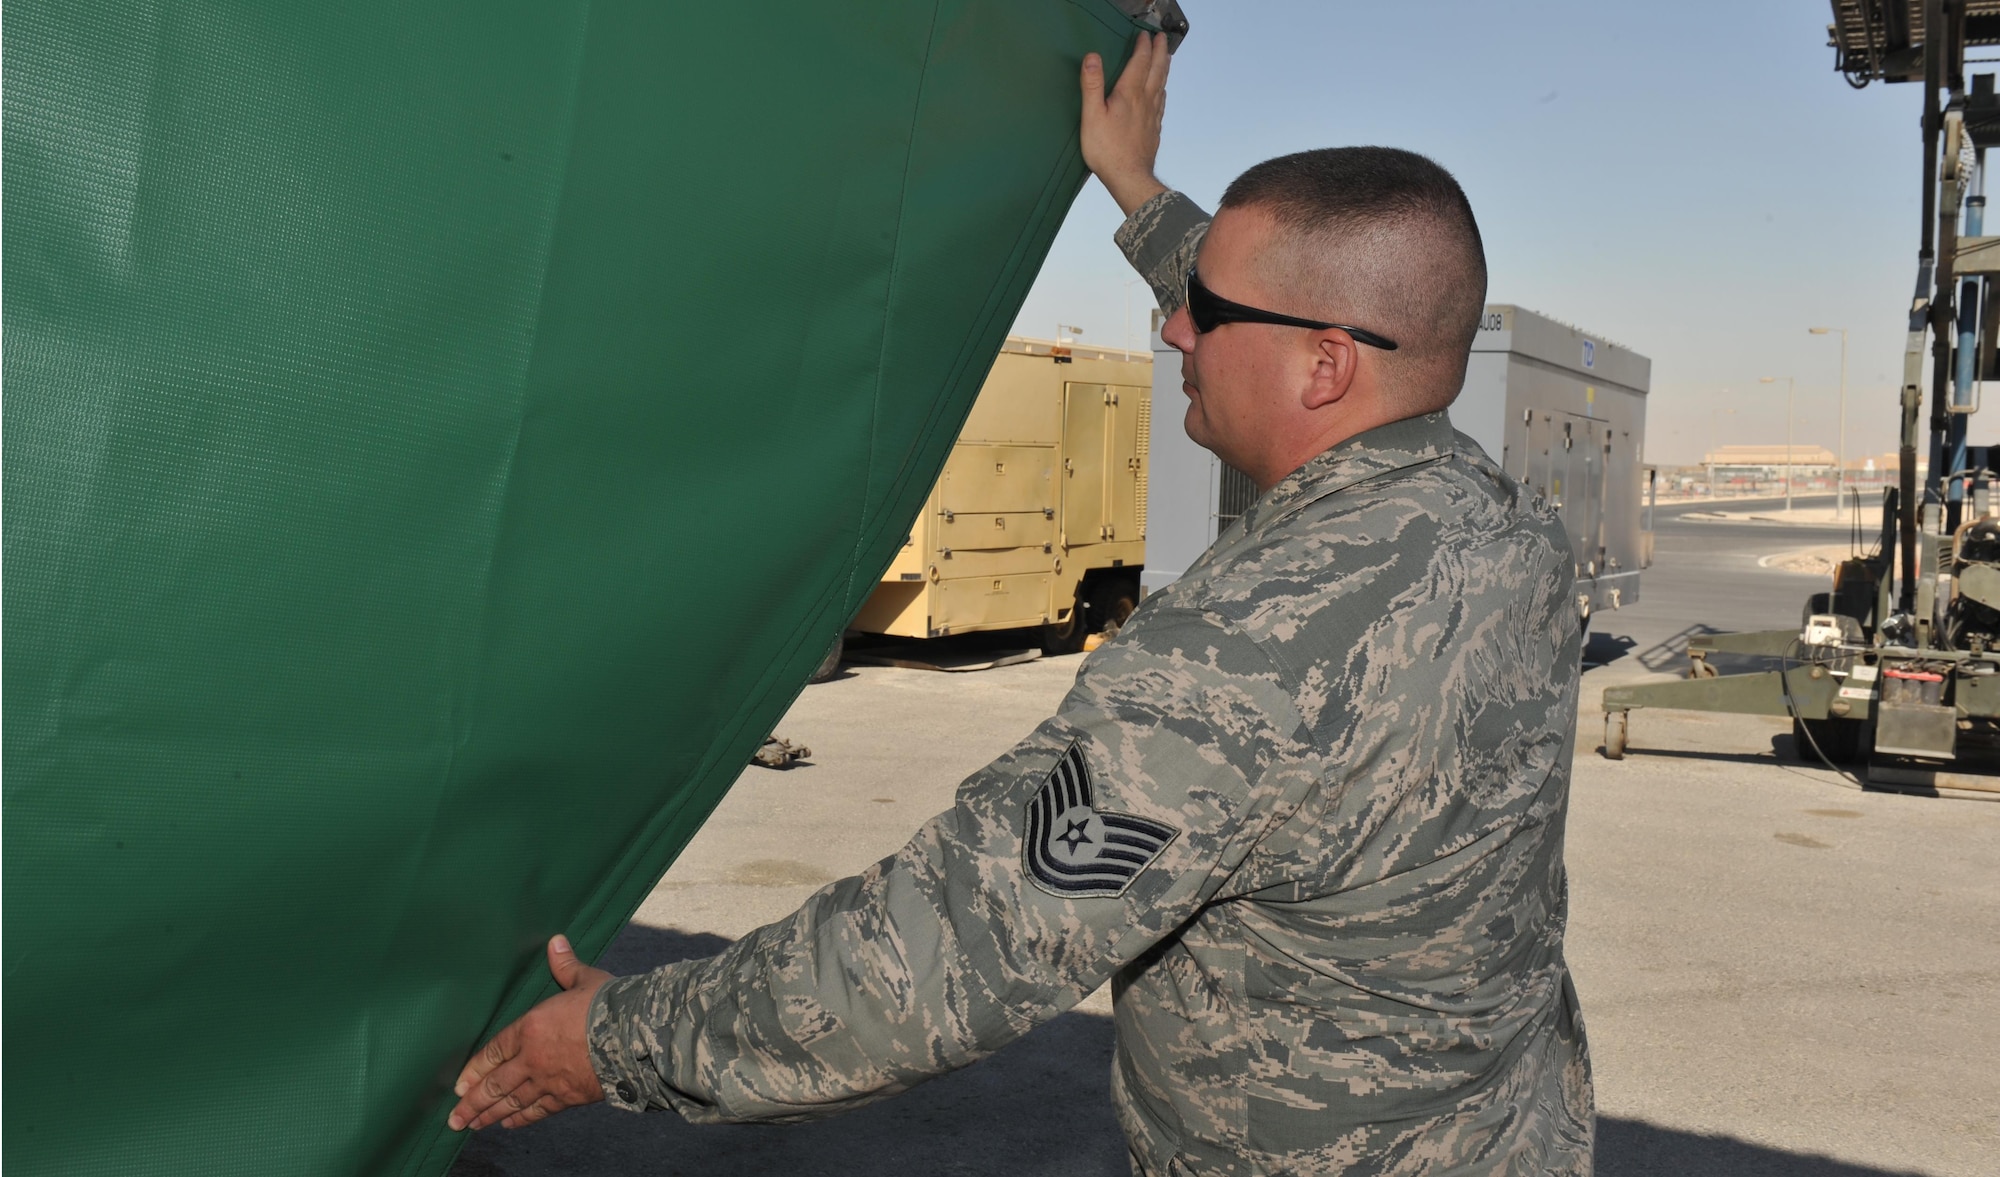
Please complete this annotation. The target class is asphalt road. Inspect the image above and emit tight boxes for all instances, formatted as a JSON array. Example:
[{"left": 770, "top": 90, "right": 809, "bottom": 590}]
[
  {"left": 454, "top": 499, "right": 1999, "bottom": 1177},
  {"left": 1590, "top": 494, "right": 1865, "bottom": 672}
]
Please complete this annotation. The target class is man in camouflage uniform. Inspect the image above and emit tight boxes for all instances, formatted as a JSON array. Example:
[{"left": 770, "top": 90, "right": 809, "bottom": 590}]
[{"left": 449, "top": 31, "right": 1592, "bottom": 1174}]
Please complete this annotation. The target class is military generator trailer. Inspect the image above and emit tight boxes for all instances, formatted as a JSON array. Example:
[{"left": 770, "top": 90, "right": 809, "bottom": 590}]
[
  {"left": 850, "top": 336, "right": 1150, "bottom": 656},
  {"left": 1601, "top": 4, "right": 2000, "bottom": 799},
  {"left": 1145, "top": 303, "right": 1652, "bottom": 633}
]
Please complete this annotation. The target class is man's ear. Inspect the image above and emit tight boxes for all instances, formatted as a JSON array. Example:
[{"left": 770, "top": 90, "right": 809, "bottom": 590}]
[{"left": 1301, "top": 331, "right": 1359, "bottom": 411}]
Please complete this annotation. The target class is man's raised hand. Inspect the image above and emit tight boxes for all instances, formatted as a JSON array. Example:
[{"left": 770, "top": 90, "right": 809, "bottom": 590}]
[
  {"left": 448, "top": 935, "right": 612, "bottom": 1132},
  {"left": 1080, "top": 30, "right": 1171, "bottom": 216}
]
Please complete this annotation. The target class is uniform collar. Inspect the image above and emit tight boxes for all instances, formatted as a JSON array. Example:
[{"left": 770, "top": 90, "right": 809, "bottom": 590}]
[{"left": 1236, "top": 411, "right": 1459, "bottom": 538}]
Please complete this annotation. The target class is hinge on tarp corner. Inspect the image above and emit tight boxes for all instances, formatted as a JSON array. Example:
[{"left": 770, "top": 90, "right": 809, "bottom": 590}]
[{"left": 1110, "top": 0, "right": 1190, "bottom": 51}]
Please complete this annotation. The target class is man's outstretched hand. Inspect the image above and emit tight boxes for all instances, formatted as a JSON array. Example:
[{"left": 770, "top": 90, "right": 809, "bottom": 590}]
[
  {"left": 1080, "top": 30, "right": 1171, "bottom": 216},
  {"left": 448, "top": 935, "right": 612, "bottom": 1132}
]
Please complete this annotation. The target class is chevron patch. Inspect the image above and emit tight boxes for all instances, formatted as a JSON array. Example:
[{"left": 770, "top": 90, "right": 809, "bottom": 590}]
[{"left": 1023, "top": 742, "right": 1178, "bottom": 898}]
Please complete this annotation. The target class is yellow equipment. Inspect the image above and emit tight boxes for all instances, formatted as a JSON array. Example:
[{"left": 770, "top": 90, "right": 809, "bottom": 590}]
[{"left": 854, "top": 336, "right": 1151, "bottom": 652}]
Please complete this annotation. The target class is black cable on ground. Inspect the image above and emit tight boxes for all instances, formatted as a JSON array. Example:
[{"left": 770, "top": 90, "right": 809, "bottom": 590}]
[{"left": 1779, "top": 635, "right": 1871, "bottom": 789}]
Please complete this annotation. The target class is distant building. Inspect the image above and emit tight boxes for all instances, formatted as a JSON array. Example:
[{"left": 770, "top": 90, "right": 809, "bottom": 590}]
[{"left": 1701, "top": 444, "right": 1836, "bottom": 482}]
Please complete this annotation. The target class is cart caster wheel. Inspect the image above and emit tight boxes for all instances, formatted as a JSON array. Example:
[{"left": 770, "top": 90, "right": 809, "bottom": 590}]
[{"left": 1603, "top": 711, "right": 1628, "bottom": 760}]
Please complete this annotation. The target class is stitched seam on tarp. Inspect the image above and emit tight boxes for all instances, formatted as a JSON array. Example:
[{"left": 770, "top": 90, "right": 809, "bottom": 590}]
[
  {"left": 398, "top": 7, "right": 597, "bottom": 1174},
  {"left": 556, "top": 0, "right": 948, "bottom": 1019},
  {"left": 839, "top": 0, "right": 944, "bottom": 611},
  {"left": 558, "top": 1, "right": 963, "bottom": 961},
  {"left": 1065, "top": 0, "right": 1137, "bottom": 36}
]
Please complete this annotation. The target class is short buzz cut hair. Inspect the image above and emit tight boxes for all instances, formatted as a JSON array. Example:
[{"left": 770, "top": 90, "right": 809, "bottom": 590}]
[{"left": 1219, "top": 147, "right": 1487, "bottom": 412}]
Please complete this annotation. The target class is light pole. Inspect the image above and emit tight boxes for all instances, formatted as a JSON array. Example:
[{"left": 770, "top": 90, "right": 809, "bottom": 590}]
[
  {"left": 1760, "top": 375, "right": 1797, "bottom": 512},
  {"left": 1809, "top": 327, "right": 1848, "bottom": 509},
  {"left": 1709, "top": 403, "right": 1736, "bottom": 497}
]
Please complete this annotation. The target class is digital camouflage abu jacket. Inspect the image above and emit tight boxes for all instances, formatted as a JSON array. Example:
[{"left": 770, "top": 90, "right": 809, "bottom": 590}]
[{"left": 586, "top": 191, "right": 1593, "bottom": 1176}]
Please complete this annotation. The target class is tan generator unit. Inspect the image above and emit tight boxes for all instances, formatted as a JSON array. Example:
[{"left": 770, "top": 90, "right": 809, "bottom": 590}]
[{"left": 854, "top": 336, "right": 1150, "bottom": 652}]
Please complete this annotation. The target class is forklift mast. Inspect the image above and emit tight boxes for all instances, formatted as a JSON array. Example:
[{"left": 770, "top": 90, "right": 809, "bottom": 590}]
[
  {"left": 1831, "top": 1, "right": 2000, "bottom": 592},
  {"left": 1593, "top": 4, "right": 2000, "bottom": 796}
]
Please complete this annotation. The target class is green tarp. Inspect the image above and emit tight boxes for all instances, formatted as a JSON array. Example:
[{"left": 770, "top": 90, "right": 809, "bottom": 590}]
[{"left": 2, "top": 3, "right": 1143, "bottom": 1172}]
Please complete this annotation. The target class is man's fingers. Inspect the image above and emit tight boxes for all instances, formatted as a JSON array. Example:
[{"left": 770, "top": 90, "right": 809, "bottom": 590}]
[
  {"left": 479, "top": 1063, "right": 528, "bottom": 1104},
  {"left": 1115, "top": 31, "right": 1163, "bottom": 101},
  {"left": 468, "top": 1085, "right": 536, "bottom": 1131},
  {"left": 453, "top": 1021, "right": 520, "bottom": 1098},
  {"left": 464, "top": 1066, "right": 542, "bottom": 1131},
  {"left": 447, "top": 1053, "right": 535, "bottom": 1132},
  {"left": 1144, "top": 29, "right": 1171, "bottom": 93},
  {"left": 499, "top": 1094, "right": 563, "bottom": 1131},
  {"left": 1113, "top": 33, "right": 1151, "bottom": 101},
  {"left": 1081, "top": 51, "right": 1104, "bottom": 105}
]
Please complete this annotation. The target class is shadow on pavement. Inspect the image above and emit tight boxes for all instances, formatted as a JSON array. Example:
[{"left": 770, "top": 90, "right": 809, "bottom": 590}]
[
  {"left": 1635, "top": 624, "right": 1722, "bottom": 673},
  {"left": 1583, "top": 632, "right": 1637, "bottom": 668},
  {"left": 1596, "top": 1117, "right": 1929, "bottom": 1175},
  {"left": 1605, "top": 746, "right": 1785, "bottom": 767}
]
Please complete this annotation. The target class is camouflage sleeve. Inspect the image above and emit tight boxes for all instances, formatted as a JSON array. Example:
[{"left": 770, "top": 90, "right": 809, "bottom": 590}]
[
  {"left": 585, "top": 608, "right": 1314, "bottom": 1123},
  {"left": 1112, "top": 189, "right": 1210, "bottom": 314}
]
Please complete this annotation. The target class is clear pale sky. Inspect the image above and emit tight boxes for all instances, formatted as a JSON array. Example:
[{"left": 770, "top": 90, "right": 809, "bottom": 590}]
[{"left": 1010, "top": 0, "right": 2000, "bottom": 467}]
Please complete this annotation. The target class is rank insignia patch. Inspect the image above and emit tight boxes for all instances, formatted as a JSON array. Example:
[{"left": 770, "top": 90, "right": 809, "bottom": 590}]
[{"left": 1024, "top": 742, "right": 1178, "bottom": 898}]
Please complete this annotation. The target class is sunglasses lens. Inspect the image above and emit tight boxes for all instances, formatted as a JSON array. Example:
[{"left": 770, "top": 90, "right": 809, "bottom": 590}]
[{"left": 1186, "top": 274, "right": 1216, "bottom": 332}]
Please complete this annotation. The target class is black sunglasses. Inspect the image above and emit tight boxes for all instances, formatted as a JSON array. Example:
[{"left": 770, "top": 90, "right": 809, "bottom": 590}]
[{"left": 1185, "top": 269, "right": 1398, "bottom": 351}]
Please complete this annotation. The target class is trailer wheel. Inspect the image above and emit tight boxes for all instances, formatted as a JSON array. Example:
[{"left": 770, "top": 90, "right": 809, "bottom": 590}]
[
  {"left": 1091, "top": 577, "right": 1141, "bottom": 637},
  {"left": 1041, "top": 595, "right": 1088, "bottom": 655},
  {"left": 809, "top": 633, "right": 844, "bottom": 683},
  {"left": 1603, "top": 711, "right": 1628, "bottom": 760}
]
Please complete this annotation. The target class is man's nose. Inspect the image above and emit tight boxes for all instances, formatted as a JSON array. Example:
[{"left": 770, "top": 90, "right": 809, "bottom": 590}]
[{"left": 1160, "top": 304, "right": 1196, "bottom": 354}]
